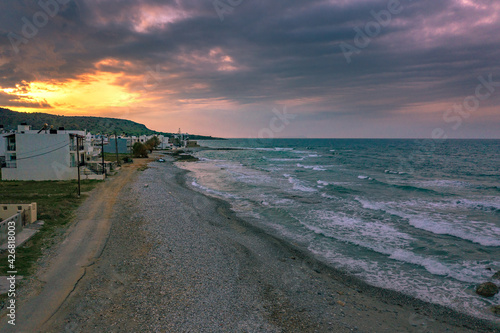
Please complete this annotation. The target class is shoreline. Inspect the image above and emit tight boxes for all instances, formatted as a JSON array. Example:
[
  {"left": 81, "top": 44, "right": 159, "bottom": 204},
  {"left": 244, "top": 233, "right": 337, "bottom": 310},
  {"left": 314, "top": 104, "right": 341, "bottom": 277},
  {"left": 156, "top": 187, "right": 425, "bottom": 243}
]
[
  {"left": 172, "top": 155, "right": 500, "bottom": 331},
  {"left": 42, "top": 155, "right": 499, "bottom": 332}
]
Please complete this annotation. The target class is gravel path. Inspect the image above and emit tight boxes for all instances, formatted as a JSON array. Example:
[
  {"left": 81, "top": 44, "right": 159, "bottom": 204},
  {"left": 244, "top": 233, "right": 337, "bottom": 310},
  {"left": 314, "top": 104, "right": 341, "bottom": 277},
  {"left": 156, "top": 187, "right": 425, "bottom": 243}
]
[{"left": 44, "top": 157, "right": 500, "bottom": 332}]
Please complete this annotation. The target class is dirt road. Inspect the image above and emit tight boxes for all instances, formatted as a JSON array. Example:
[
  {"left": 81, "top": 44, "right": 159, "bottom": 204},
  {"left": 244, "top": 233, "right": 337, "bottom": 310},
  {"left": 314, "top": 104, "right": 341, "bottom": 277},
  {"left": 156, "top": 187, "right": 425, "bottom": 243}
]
[{"left": 0, "top": 158, "right": 151, "bottom": 332}]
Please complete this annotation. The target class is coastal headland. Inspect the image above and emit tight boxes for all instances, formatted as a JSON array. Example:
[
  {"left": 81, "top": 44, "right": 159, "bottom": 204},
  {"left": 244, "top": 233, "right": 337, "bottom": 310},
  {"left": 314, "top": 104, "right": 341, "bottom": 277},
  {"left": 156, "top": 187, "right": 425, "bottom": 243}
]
[{"left": 1, "top": 152, "right": 499, "bottom": 332}]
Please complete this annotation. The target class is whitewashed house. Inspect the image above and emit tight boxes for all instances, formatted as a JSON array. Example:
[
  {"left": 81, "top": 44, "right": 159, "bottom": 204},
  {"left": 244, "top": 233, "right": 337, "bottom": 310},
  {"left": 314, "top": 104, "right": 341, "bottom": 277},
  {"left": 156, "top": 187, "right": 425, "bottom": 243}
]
[
  {"left": 1, "top": 124, "right": 90, "bottom": 181},
  {"left": 157, "top": 135, "right": 173, "bottom": 149}
]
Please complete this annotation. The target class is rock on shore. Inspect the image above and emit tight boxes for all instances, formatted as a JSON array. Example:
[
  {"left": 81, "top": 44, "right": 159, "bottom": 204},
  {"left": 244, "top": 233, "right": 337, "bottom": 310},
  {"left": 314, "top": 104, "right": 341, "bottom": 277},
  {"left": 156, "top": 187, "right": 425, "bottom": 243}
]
[{"left": 476, "top": 282, "right": 499, "bottom": 297}]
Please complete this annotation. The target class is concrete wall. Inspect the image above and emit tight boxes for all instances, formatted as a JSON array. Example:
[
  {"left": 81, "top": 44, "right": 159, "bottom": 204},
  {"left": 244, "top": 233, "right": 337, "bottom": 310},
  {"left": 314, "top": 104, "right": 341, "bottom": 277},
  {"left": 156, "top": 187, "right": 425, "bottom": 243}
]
[
  {"left": 0, "top": 203, "right": 37, "bottom": 224},
  {"left": 2, "top": 133, "right": 79, "bottom": 180}
]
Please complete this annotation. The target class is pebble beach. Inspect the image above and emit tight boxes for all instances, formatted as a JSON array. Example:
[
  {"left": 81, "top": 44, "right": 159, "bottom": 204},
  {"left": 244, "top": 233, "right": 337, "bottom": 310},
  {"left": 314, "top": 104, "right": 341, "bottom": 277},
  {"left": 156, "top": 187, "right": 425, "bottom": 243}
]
[{"left": 44, "top": 156, "right": 500, "bottom": 332}]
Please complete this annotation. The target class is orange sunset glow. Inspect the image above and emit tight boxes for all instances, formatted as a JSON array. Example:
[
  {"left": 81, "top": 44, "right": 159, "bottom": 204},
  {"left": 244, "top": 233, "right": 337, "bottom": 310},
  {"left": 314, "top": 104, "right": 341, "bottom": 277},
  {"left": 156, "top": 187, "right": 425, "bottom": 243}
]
[
  {"left": 0, "top": 0, "right": 499, "bottom": 138},
  {"left": 1, "top": 2, "right": 500, "bottom": 332}
]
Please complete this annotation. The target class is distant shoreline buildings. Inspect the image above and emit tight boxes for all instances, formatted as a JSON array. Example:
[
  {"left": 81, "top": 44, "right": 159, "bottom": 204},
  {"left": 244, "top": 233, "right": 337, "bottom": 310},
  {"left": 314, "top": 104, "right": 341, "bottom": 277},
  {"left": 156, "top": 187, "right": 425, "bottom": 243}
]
[{"left": 0, "top": 123, "right": 197, "bottom": 181}]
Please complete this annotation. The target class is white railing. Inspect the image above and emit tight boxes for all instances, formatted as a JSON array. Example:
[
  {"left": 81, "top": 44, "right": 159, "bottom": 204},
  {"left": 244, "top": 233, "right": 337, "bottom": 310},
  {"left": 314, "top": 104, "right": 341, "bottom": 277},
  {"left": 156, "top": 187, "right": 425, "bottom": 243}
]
[{"left": 5, "top": 161, "right": 17, "bottom": 168}]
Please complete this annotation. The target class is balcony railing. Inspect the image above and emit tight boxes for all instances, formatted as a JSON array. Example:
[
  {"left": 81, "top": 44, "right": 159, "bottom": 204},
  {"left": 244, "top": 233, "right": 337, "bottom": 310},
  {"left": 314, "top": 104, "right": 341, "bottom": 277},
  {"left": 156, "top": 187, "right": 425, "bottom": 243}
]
[
  {"left": 5, "top": 161, "right": 17, "bottom": 168},
  {"left": 70, "top": 161, "right": 86, "bottom": 168},
  {"left": 70, "top": 145, "right": 84, "bottom": 151},
  {"left": 7, "top": 144, "right": 16, "bottom": 151}
]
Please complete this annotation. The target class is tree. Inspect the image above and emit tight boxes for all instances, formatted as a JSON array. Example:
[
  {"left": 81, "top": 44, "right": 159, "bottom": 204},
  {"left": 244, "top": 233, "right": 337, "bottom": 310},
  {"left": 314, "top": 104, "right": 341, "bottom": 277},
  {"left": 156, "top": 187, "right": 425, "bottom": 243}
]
[
  {"left": 144, "top": 136, "right": 160, "bottom": 151},
  {"left": 132, "top": 142, "right": 148, "bottom": 158}
]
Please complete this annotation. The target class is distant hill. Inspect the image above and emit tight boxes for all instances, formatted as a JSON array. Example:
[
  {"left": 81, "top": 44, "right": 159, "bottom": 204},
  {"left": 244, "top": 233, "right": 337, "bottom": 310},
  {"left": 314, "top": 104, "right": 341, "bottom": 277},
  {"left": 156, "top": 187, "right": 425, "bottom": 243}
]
[{"left": 0, "top": 108, "right": 224, "bottom": 140}]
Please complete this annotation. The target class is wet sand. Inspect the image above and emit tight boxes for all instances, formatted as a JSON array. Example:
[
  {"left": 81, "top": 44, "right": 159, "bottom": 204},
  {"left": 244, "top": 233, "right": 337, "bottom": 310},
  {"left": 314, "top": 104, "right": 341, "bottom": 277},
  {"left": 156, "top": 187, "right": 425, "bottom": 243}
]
[{"left": 40, "top": 156, "right": 500, "bottom": 332}]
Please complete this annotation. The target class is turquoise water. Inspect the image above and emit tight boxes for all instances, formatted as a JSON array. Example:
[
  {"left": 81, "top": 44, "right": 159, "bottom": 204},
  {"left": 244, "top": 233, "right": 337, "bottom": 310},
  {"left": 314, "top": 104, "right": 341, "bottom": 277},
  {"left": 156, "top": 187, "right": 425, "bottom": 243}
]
[{"left": 177, "top": 139, "right": 500, "bottom": 320}]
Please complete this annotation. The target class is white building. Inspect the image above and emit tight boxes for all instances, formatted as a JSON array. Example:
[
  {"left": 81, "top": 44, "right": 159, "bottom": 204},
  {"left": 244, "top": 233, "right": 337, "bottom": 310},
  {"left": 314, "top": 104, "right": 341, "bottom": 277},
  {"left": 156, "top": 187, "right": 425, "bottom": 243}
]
[
  {"left": 157, "top": 135, "right": 173, "bottom": 149},
  {"left": 1, "top": 124, "right": 90, "bottom": 181}
]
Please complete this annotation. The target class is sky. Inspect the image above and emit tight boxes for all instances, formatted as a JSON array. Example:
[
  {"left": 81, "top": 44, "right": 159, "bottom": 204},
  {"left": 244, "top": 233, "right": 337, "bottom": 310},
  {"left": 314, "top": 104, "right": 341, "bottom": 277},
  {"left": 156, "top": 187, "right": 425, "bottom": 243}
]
[{"left": 0, "top": 0, "right": 499, "bottom": 138}]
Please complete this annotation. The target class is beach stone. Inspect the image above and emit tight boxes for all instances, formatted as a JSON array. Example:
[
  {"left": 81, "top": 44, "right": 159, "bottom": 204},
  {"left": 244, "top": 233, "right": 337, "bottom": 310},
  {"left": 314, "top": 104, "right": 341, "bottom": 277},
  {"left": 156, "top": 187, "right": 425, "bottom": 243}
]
[
  {"left": 491, "top": 305, "right": 500, "bottom": 316},
  {"left": 492, "top": 271, "right": 500, "bottom": 280},
  {"left": 476, "top": 282, "right": 499, "bottom": 297}
]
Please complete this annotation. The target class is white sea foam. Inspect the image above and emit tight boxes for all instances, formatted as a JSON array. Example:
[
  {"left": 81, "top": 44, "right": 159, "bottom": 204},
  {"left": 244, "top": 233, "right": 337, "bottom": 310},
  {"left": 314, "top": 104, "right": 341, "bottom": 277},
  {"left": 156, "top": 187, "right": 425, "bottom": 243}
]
[
  {"left": 309, "top": 244, "right": 497, "bottom": 320},
  {"left": 413, "top": 180, "right": 470, "bottom": 188},
  {"left": 405, "top": 215, "right": 500, "bottom": 247},
  {"left": 355, "top": 197, "right": 386, "bottom": 211},
  {"left": 389, "top": 249, "right": 451, "bottom": 276},
  {"left": 384, "top": 169, "right": 406, "bottom": 175},
  {"left": 355, "top": 197, "right": 500, "bottom": 247},
  {"left": 272, "top": 198, "right": 296, "bottom": 205},
  {"left": 317, "top": 180, "right": 329, "bottom": 186},
  {"left": 265, "top": 157, "right": 305, "bottom": 161},
  {"left": 296, "top": 163, "right": 326, "bottom": 171},
  {"left": 303, "top": 210, "right": 414, "bottom": 253},
  {"left": 456, "top": 197, "right": 500, "bottom": 211},
  {"left": 358, "top": 175, "right": 373, "bottom": 180},
  {"left": 255, "top": 147, "right": 277, "bottom": 151},
  {"left": 190, "top": 180, "right": 238, "bottom": 199},
  {"left": 387, "top": 250, "right": 497, "bottom": 283},
  {"left": 286, "top": 176, "right": 317, "bottom": 192},
  {"left": 378, "top": 201, "right": 500, "bottom": 247},
  {"left": 304, "top": 210, "right": 493, "bottom": 283}
]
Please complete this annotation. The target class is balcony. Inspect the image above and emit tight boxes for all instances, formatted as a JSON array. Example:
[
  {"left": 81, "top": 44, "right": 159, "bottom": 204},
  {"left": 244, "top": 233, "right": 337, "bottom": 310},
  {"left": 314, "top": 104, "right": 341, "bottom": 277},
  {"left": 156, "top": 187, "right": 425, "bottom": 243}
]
[
  {"left": 70, "top": 145, "right": 84, "bottom": 151},
  {"left": 7, "top": 143, "right": 16, "bottom": 151},
  {"left": 5, "top": 161, "right": 17, "bottom": 168},
  {"left": 70, "top": 160, "right": 85, "bottom": 168}
]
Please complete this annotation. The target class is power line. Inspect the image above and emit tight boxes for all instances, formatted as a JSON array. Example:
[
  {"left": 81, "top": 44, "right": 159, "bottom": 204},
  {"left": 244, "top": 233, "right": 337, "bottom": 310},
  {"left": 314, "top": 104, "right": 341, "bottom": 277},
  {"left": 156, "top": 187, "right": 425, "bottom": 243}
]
[
  {"left": 15, "top": 143, "right": 71, "bottom": 161},
  {"left": 12, "top": 139, "right": 73, "bottom": 157}
]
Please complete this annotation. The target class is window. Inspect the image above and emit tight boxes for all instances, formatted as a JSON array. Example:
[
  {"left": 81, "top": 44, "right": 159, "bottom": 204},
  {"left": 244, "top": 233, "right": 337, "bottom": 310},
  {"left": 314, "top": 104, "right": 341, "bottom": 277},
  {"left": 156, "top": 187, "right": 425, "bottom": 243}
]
[
  {"left": 70, "top": 153, "right": 81, "bottom": 167},
  {"left": 2, "top": 206, "right": 7, "bottom": 210},
  {"left": 7, "top": 137, "right": 16, "bottom": 151}
]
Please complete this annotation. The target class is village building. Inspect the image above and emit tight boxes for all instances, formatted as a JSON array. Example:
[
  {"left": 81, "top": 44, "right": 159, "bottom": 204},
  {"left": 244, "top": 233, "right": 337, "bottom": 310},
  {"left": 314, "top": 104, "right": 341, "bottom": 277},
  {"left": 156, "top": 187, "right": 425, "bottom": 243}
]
[{"left": 1, "top": 124, "right": 91, "bottom": 181}]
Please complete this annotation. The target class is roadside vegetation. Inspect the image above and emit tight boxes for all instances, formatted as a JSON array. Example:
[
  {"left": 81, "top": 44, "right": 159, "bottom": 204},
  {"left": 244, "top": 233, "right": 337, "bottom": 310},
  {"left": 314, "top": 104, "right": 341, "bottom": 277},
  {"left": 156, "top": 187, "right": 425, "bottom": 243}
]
[
  {"left": 133, "top": 136, "right": 161, "bottom": 158},
  {"left": 102, "top": 152, "right": 132, "bottom": 164},
  {"left": 0, "top": 180, "right": 100, "bottom": 277}
]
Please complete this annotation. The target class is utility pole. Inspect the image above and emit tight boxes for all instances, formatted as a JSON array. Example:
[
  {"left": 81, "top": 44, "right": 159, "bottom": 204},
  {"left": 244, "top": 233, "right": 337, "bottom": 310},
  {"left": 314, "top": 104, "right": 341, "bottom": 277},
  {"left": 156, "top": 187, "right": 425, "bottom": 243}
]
[
  {"left": 115, "top": 131, "right": 120, "bottom": 167},
  {"left": 76, "top": 136, "right": 81, "bottom": 197},
  {"left": 101, "top": 136, "right": 106, "bottom": 177}
]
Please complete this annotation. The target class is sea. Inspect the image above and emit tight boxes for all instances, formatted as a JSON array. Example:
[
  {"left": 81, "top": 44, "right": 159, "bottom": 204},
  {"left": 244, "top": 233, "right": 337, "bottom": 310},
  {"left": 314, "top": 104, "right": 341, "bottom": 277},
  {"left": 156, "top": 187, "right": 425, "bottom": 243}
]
[{"left": 176, "top": 139, "right": 500, "bottom": 320}]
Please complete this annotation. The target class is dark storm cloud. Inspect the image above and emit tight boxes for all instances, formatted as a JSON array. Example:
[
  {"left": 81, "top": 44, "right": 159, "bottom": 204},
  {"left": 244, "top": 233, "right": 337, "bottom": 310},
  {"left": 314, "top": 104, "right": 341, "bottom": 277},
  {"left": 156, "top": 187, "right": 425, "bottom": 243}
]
[
  {"left": 0, "top": 91, "right": 52, "bottom": 108},
  {"left": 0, "top": 0, "right": 499, "bottom": 137}
]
